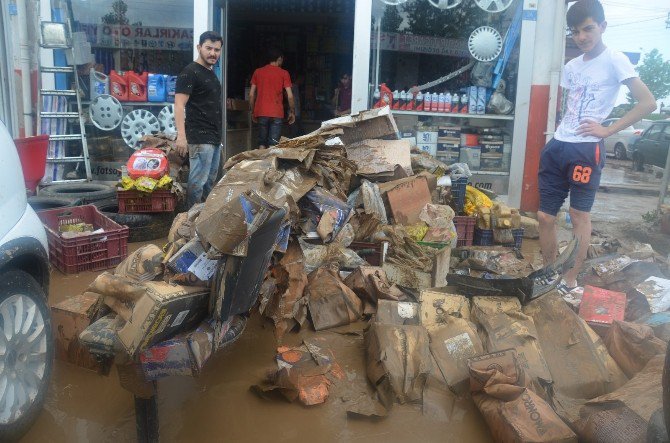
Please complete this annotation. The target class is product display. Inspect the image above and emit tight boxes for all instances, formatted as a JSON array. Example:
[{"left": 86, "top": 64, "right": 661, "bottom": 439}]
[
  {"left": 121, "top": 109, "right": 161, "bottom": 149},
  {"left": 89, "top": 95, "right": 124, "bottom": 131}
]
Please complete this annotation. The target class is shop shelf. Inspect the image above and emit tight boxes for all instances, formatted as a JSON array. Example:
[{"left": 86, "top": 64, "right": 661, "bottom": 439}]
[
  {"left": 117, "top": 190, "right": 176, "bottom": 213},
  {"left": 392, "top": 109, "right": 515, "bottom": 121},
  {"left": 37, "top": 205, "right": 129, "bottom": 274}
]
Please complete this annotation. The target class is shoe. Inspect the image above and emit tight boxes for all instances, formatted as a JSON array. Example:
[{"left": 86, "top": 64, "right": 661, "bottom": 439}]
[{"left": 218, "top": 315, "right": 247, "bottom": 350}]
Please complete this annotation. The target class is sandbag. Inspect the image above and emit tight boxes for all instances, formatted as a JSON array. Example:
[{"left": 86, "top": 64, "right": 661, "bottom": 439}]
[
  {"left": 468, "top": 350, "right": 578, "bottom": 443},
  {"left": 114, "top": 244, "right": 164, "bottom": 282},
  {"left": 577, "top": 356, "right": 666, "bottom": 442},
  {"left": 305, "top": 265, "right": 363, "bottom": 331},
  {"left": 604, "top": 320, "right": 666, "bottom": 378},
  {"left": 472, "top": 296, "right": 553, "bottom": 398},
  {"left": 523, "top": 293, "right": 628, "bottom": 400},
  {"left": 429, "top": 317, "right": 484, "bottom": 396},
  {"left": 365, "top": 323, "right": 431, "bottom": 409}
]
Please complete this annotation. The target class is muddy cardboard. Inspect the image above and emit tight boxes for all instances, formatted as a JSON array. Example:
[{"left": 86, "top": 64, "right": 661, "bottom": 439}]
[{"left": 117, "top": 282, "right": 210, "bottom": 356}]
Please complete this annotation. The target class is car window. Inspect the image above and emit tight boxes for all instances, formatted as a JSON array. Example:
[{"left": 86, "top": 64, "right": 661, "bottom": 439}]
[
  {"left": 662, "top": 125, "right": 670, "bottom": 141},
  {"left": 634, "top": 120, "right": 653, "bottom": 130},
  {"left": 646, "top": 125, "right": 664, "bottom": 141}
]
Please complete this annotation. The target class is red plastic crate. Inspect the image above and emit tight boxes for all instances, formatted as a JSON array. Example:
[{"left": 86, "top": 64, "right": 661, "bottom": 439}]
[
  {"left": 118, "top": 190, "right": 176, "bottom": 213},
  {"left": 37, "top": 205, "right": 129, "bottom": 274},
  {"left": 453, "top": 216, "right": 476, "bottom": 247}
]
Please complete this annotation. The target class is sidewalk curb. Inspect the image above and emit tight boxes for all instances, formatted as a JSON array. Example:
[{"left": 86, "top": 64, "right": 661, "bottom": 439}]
[{"left": 599, "top": 184, "right": 660, "bottom": 196}]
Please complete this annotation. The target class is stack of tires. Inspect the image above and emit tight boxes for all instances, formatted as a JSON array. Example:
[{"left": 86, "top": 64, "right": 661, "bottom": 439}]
[{"left": 32, "top": 183, "right": 173, "bottom": 243}]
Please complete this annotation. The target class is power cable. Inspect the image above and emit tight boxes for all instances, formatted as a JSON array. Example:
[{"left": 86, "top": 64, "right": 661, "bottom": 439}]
[{"left": 608, "top": 16, "right": 667, "bottom": 27}]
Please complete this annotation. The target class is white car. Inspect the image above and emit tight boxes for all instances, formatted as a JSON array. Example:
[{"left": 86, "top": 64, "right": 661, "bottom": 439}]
[
  {"left": 0, "top": 121, "right": 52, "bottom": 441},
  {"left": 601, "top": 118, "right": 653, "bottom": 160}
]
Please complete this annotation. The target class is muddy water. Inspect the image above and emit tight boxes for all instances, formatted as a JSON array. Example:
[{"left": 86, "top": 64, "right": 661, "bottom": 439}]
[{"left": 22, "top": 240, "right": 493, "bottom": 443}]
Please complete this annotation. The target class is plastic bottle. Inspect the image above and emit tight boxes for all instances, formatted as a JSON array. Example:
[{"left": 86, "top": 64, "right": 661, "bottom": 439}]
[
  {"left": 127, "top": 71, "right": 148, "bottom": 102},
  {"left": 148, "top": 73, "right": 167, "bottom": 102},
  {"left": 166, "top": 75, "right": 177, "bottom": 103},
  {"left": 391, "top": 90, "right": 401, "bottom": 110},
  {"left": 437, "top": 92, "right": 445, "bottom": 112},
  {"left": 373, "top": 87, "right": 381, "bottom": 107},
  {"left": 444, "top": 92, "right": 452, "bottom": 113},
  {"left": 431, "top": 92, "right": 439, "bottom": 112},
  {"left": 415, "top": 91, "right": 424, "bottom": 111},
  {"left": 451, "top": 92, "right": 460, "bottom": 113},
  {"left": 399, "top": 90, "right": 408, "bottom": 110},
  {"left": 423, "top": 91, "right": 432, "bottom": 112},
  {"left": 460, "top": 93, "right": 469, "bottom": 114},
  {"left": 110, "top": 70, "right": 128, "bottom": 101},
  {"left": 557, "top": 211, "right": 572, "bottom": 228},
  {"left": 89, "top": 68, "right": 109, "bottom": 100}
]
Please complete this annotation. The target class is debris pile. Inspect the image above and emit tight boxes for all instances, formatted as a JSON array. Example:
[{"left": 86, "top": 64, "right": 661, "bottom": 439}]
[{"left": 51, "top": 107, "right": 669, "bottom": 441}]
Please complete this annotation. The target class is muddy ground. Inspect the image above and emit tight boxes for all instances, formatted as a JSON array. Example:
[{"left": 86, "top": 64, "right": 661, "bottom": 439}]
[{"left": 21, "top": 158, "right": 670, "bottom": 442}]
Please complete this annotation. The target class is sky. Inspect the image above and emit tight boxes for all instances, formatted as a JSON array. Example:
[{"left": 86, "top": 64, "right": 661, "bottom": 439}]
[{"left": 599, "top": 0, "right": 670, "bottom": 105}]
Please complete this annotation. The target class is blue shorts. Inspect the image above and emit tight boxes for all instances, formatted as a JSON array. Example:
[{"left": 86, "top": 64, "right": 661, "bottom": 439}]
[{"left": 538, "top": 138, "right": 604, "bottom": 216}]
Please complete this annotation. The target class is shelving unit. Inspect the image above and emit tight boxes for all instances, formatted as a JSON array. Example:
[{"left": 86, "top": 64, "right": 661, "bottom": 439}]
[{"left": 392, "top": 110, "right": 514, "bottom": 121}]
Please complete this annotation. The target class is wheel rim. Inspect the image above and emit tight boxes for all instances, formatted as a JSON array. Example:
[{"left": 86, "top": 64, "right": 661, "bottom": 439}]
[{"left": 0, "top": 294, "right": 47, "bottom": 425}]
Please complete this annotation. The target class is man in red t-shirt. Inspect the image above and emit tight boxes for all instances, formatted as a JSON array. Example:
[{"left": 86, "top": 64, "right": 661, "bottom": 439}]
[{"left": 249, "top": 48, "right": 295, "bottom": 148}]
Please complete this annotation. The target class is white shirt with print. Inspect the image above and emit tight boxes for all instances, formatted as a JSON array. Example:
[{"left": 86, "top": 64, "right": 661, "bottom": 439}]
[{"left": 554, "top": 47, "right": 637, "bottom": 143}]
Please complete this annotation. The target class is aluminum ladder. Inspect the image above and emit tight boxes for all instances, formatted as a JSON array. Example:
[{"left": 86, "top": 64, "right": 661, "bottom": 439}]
[{"left": 38, "top": 20, "right": 92, "bottom": 183}]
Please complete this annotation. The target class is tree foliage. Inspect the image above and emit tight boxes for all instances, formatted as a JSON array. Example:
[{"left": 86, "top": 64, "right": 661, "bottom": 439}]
[
  {"left": 627, "top": 49, "right": 670, "bottom": 104},
  {"left": 101, "top": 0, "right": 129, "bottom": 25}
]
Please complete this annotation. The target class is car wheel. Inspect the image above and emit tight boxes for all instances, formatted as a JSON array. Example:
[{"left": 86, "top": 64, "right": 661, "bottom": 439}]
[
  {"left": 39, "top": 183, "right": 116, "bottom": 204},
  {"left": 27, "top": 196, "right": 82, "bottom": 212},
  {"left": 633, "top": 154, "right": 644, "bottom": 172},
  {"left": 93, "top": 199, "right": 172, "bottom": 243},
  {"left": 0, "top": 269, "right": 53, "bottom": 442},
  {"left": 614, "top": 143, "right": 627, "bottom": 160}
]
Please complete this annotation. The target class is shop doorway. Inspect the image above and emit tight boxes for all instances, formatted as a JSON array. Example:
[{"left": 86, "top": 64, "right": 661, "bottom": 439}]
[{"left": 222, "top": 0, "right": 355, "bottom": 157}]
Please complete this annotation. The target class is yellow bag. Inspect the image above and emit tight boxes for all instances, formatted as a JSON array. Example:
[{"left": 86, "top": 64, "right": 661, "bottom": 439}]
[
  {"left": 120, "top": 176, "right": 135, "bottom": 191},
  {"left": 156, "top": 175, "right": 173, "bottom": 190},
  {"left": 464, "top": 185, "right": 492, "bottom": 216},
  {"left": 135, "top": 176, "right": 157, "bottom": 193},
  {"left": 406, "top": 222, "right": 429, "bottom": 242}
]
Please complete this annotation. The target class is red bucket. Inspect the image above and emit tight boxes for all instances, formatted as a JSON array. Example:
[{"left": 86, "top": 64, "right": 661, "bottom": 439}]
[{"left": 14, "top": 134, "right": 49, "bottom": 193}]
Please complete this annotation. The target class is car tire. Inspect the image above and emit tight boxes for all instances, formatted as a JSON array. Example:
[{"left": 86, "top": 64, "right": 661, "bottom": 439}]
[
  {"left": 93, "top": 199, "right": 173, "bottom": 243},
  {"left": 614, "top": 143, "right": 627, "bottom": 160},
  {"left": 633, "top": 154, "right": 645, "bottom": 172},
  {"left": 27, "top": 196, "right": 83, "bottom": 212},
  {"left": 40, "top": 183, "right": 116, "bottom": 204},
  {"left": 0, "top": 269, "right": 53, "bottom": 442}
]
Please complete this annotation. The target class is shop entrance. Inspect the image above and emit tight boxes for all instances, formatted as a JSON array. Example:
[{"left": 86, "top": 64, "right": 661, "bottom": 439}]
[{"left": 222, "top": 0, "right": 355, "bottom": 157}]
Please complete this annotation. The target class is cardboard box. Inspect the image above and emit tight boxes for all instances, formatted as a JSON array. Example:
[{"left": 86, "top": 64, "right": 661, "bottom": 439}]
[
  {"left": 321, "top": 106, "right": 399, "bottom": 145},
  {"left": 480, "top": 154, "right": 503, "bottom": 171},
  {"left": 460, "top": 147, "right": 481, "bottom": 170},
  {"left": 419, "top": 290, "right": 471, "bottom": 326},
  {"left": 437, "top": 142, "right": 460, "bottom": 153},
  {"left": 438, "top": 126, "right": 461, "bottom": 138},
  {"left": 436, "top": 152, "right": 459, "bottom": 163},
  {"left": 117, "top": 282, "right": 210, "bottom": 356},
  {"left": 52, "top": 293, "right": 105, "bottom": 372},
  {"left": 416, "top": 131, "right": 438, "bottom": 144},
  {"left": 384, "top": 175, "right": 432, "bottom": 225},
  {"left": 382, "top": 263, "right": 432, "bottom": 291},
  {"left": 375, "top": 300, "right": 420, "bottom": 325},
  {"left": 481, "top": 141, "right": 504, "bottom": 154},
  {"left": 579, "top": 285, "right": 626, "bottom": 326},
  {"left": 346, "top": 139, "right": 413, "bottom": 177},
  {"left": 139, "top": 321, "right": 214, "bottom": 380},
  {"left": 417, "top": 143, "right": 437, "bottom": 157}
]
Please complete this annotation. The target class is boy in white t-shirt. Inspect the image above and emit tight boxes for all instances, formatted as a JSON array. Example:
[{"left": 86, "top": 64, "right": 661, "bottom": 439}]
[{"left": 538, "top": 0, "right": 656, "bottom": 290}]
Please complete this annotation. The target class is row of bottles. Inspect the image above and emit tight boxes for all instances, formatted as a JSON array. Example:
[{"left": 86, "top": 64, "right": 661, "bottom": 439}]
[
  {"left": 373, "top": 83, "right": 470, "bottom": 114},
  {"left": 92, "top": 68, "right": 177, "bottom": 103}
]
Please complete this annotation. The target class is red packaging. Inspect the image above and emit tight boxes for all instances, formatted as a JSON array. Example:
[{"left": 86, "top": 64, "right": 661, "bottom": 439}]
[
  {"left": 579, "top": 285, "right": 626, "bottom": 325},
  {"left": 126, "top": 148, "right": 169, "bottom": 179},
  {"left": 374, "top": 83, "right": 393, "bottom": 109},
  {"left": 127, "top": 71, "right": 148, "bottom": 102}
]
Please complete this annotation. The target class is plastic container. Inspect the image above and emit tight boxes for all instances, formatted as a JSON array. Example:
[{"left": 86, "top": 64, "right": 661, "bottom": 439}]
[
  {"left": 450, "top": 177, "right": 468, "bottom": 214},
  {"left": 148, "top": 73, "right": 167, "bottom": 102},
  {"left": 127, "top": 71, "right": 148, "bottom": 102},
  {"left": 127, "top": 148, "right": 169, "bottom": 179},
  {"left": 502, "top": 228, "right": 525, "bottom": 249},
  {"left": 474, "top": 227, "right": 494, "bottom": 246},
  {"left": 110, "top": 70, "right": 128, "bottom": 101},
  {"left": 166, "top": 75, "right": 177, "bottom": 103},
  {"left": 117, "top": 190, "right": 176, "bottom": 213},
  {"left": 89, "top": 68, "right": 109, "bottom": 100},
  {"left": 14, "top": 135, "right": 49, "bottom": 193},
  {"left": 453, "top": 216, "right": 476, "bottom": 247},
  {"left": 36, "top": 205, "right": 129, "bottom": 274}
]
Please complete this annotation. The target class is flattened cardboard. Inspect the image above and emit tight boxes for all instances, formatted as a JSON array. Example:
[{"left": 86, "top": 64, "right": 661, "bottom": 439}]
[
  {"left": 117, "top": 282, "right": 210, "bottom": 356},
  {"left": 321, "top": 106, "right": 399, "bottom": 145},
  {"left": 384, "top": 176, "right": 432, "bottom": 225},
  {"left": 419, "top": 290, "right": 471, "bottom": 327},
  {"left": 52, "top": 292, "right": 105, "bottom": 373},
  {"left": 382, "top": 263, "right": 432, "bottom": 291},
  {"left": 346, "top": 139, "right": 413, "bottom": 177}
]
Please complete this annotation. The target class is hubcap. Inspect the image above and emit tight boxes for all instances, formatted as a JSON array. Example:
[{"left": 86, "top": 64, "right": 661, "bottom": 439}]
[{"left": 0, "top": 294, "right": 48, "bottom": 425}]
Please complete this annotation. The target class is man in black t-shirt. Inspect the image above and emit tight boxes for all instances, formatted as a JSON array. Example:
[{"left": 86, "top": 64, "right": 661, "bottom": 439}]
[{"left": 175, "top": 31, "right": 223, "bottom": 208}]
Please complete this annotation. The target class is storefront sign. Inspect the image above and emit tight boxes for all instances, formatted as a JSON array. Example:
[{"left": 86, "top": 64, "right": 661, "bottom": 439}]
[
  {"left": 78, "top": 23, "right": 193, "bottom": 51},
  {"left": 371, "top": 32, "right": 469, "bottom": 58}
]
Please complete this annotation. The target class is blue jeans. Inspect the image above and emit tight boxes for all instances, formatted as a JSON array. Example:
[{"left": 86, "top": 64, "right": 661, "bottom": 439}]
[
  {"left": 257, "top": 117, "right": 283, "bottom": 147},
  {"left": 187, "top": 143, "right": 221, "bottom": 208}
]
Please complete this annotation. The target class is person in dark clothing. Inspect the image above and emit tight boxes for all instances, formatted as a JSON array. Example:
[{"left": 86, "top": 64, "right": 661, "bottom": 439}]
[
  {"left": 332, "top": 72, "right": 352, "bottom": 116},
  {"left": 175, "top": 31, "right": 223, "bottom": 208}
]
